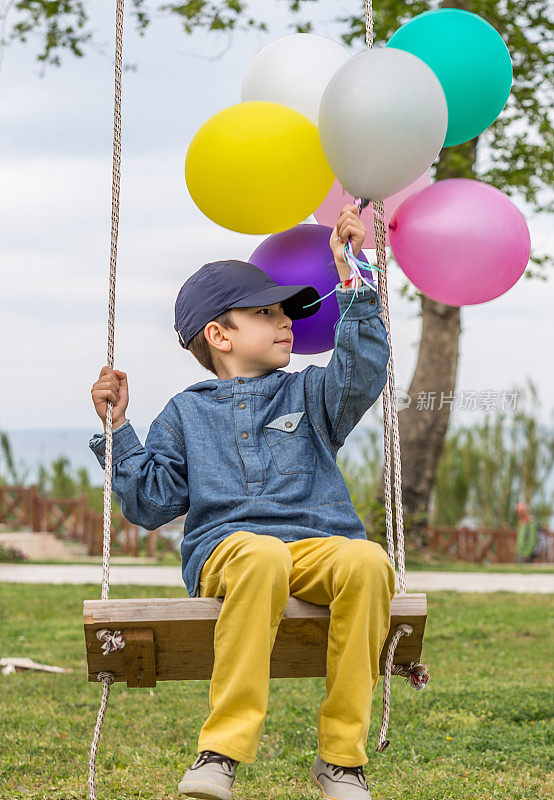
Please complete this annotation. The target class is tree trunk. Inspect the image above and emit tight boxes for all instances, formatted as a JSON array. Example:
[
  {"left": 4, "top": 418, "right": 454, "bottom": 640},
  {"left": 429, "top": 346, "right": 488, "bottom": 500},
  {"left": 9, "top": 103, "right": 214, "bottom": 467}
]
[{"left": 394, "top": 296, "right": 461, "bottom": 541}]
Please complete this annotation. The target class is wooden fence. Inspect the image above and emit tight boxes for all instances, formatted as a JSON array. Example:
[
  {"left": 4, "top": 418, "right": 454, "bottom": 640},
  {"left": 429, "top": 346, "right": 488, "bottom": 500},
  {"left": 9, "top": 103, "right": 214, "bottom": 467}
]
[
  {"left": 428, "top": 525, "right": 554, "bottom": 564},
  {"left": 1, "top": 484, "right": 552, "bottom": 563},
  {"left": 0, "top": 484, "right": 179, "bottom": 558}
]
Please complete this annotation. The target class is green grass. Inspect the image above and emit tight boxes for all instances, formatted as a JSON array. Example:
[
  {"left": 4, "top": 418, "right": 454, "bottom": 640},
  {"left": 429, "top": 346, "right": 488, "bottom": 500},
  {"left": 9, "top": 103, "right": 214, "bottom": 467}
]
[{"left": 0, "top": 584, "right": 553, "bottom": 799}]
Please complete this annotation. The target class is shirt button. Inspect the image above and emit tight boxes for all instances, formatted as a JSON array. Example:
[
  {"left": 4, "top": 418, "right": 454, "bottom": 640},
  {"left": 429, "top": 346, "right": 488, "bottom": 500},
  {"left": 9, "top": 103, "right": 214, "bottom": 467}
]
[
  {"left": 237, "top": 379, "right": 244, "bottom": 384},
  {"left": 285, "top": 421, "right": 292, "bottom": 428},
  {"left": 241, "top": 432, "right": 249, "bottom": 439},
  {"left": 238, "top": 402, "right": 246, "bottom": 410}
]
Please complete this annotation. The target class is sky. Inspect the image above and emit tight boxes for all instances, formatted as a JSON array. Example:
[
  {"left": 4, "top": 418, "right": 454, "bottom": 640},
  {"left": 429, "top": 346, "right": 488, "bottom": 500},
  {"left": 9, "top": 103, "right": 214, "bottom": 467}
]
[{"left": 0, "top": 0, "right": 553, "bottom": 438}]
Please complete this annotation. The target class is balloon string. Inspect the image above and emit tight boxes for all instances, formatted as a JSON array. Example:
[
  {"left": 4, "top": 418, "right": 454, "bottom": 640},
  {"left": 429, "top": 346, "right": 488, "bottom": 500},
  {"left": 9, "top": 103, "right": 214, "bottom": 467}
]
[
  {"left": 333, "top": 285, "right": 358, "bottom": 339},
  {"left": 301, "top": 279, "right": 365, "bottom": 340},
  {"left": 344, "top": 243, "right": 383, "bottom": 275},
  {"left": 302, "top": 287, "right": 338, "bottom": 308},
  {"left": 343, "top": 242, "right": 380, "bottom": 288},
  {"left": 301, "top": 271, "right": 378, "bottom": 342}
]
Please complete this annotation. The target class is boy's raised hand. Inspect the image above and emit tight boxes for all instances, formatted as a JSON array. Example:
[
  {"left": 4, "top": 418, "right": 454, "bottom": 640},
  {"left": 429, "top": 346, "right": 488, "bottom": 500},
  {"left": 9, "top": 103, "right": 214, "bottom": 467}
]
[
  {"left": 91, "top": 366, "right": 129, "bottom": 432},
  {"left": 329, "top": 203, "right": 367, "bottom": 282}
]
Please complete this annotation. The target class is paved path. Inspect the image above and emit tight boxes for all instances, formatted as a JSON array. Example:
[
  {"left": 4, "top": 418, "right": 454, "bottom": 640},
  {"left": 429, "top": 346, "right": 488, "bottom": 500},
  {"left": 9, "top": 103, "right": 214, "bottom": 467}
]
[{"left": 1, "top": 564, "right": 553, "bottom": 593}]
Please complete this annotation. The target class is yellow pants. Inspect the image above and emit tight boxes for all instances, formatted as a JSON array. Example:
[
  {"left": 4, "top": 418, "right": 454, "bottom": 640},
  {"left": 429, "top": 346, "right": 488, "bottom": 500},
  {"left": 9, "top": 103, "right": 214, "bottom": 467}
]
[{"left": 197, "top": 531, "right": 396, "bottom": 767}]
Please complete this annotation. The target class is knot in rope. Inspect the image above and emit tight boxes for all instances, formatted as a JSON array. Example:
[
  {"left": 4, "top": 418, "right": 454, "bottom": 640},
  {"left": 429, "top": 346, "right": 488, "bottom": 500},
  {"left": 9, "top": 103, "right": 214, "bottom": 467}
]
[
  {"left": 392, "top": 660, "right": 430, "bottom": 691},
  {"left": 96, "top": 628, "right": 126, "bottom": 655},
  {"left": 96, "top": 671, "right": 115, "bottom": 685}
]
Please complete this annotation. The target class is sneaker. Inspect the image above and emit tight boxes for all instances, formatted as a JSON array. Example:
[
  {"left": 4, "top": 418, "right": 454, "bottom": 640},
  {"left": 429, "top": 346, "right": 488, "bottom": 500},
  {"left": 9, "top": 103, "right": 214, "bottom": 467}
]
[
  {"left": 178, "top": 749, "right": 239, "bottom": 800},
  {"left": 310, "top": 756, "right": 372, "bottom": 800}
]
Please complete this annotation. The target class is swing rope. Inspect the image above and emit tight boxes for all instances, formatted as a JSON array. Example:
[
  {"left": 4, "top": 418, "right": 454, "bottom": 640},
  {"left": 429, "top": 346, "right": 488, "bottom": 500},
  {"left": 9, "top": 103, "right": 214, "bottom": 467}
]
[
  {"left": 87, "top": 0, "right": 427, "bottom": 794},
  {"left": 358, "top": 0, "right": 428, "bottom": 753},
  {"left": 87, "top": 0, "right": 124, "bottom": 796}
]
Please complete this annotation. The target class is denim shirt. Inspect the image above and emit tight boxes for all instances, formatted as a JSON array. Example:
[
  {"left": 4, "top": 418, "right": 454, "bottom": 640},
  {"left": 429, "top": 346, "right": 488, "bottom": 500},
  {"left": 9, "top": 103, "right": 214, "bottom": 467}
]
[{"left": 89, "top": 283, "right": 390, "bottom": 598}]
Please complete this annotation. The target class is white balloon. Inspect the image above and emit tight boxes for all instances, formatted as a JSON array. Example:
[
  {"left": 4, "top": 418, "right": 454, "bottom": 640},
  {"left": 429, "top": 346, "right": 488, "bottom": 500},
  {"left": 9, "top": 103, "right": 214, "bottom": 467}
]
[
  {"left": 318, "top": 48, "right": 448, "bottom": 200},
  {"left": 241, "top": 33, "right": 351, "bottom": 125}
]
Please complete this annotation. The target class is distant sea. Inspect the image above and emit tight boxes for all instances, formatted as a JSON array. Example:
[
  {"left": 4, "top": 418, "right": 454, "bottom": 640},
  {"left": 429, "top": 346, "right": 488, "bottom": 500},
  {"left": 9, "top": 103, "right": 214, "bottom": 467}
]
[
  {"left": 3, "top": 428, "right": 150, "bottom": 485},
  {"left": 3, "top": 427, "right": 366, "bottom": 486}
]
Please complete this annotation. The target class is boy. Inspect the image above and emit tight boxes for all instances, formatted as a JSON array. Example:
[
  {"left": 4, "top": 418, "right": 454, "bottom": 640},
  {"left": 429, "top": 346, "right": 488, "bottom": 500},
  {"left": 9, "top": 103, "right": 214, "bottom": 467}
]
[{"left": 90, "top": 204, "right": 395, "bottom": 800}]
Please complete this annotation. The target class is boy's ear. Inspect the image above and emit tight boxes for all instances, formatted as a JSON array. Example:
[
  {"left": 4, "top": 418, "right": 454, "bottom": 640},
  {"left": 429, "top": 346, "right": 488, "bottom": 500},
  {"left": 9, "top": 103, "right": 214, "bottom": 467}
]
[{"left": 204, "top": 321, "right": 232, "bottom": 350}]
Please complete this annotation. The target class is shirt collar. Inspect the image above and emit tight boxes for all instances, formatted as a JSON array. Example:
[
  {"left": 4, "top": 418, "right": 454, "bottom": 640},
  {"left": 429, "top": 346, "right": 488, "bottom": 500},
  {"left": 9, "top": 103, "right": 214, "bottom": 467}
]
[{"left": 185, "top": 369, "right": 286, "bottom": 397}]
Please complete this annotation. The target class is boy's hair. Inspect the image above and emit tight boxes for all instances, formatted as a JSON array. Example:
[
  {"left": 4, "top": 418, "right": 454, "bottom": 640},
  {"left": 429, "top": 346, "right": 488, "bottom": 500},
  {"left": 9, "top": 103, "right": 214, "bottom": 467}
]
[{"left": 185, "top": 309, "right": 239, "bottom": 376}]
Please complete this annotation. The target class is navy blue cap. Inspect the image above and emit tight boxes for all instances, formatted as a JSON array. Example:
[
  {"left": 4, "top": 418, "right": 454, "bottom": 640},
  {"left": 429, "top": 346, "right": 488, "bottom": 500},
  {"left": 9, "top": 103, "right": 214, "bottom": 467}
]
[{"left": 174, "top": 260, "right": 321, "bottom": 349}]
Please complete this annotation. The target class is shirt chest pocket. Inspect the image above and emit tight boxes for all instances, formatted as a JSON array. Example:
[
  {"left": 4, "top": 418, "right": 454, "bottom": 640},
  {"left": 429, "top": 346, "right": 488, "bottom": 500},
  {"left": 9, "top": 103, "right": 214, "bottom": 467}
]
[{"left": 263, "top": 411, "right": 315, "bottom": 474}]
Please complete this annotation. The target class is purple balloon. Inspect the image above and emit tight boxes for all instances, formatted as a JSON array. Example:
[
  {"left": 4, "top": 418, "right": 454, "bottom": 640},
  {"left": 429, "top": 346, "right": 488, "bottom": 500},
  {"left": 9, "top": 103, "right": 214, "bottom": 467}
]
[{"left": 249, "top": 223, "right": 370, "bottom": 354}]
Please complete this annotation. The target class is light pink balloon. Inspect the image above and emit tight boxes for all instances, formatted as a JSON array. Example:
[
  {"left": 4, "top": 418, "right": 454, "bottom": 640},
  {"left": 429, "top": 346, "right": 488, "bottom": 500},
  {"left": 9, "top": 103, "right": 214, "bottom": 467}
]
[
  {"left": 389, "top": 178, "right": 531, "bottom": 306},
  {"left": 313, "top": 171, "right": 430, "bottom": 248}
]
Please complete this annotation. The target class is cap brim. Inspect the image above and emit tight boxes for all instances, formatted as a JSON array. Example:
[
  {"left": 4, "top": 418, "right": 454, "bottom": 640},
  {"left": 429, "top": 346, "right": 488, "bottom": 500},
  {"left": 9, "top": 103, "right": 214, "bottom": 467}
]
[{"left": 226, "top": 284, "right": 321, "bottom": 320}]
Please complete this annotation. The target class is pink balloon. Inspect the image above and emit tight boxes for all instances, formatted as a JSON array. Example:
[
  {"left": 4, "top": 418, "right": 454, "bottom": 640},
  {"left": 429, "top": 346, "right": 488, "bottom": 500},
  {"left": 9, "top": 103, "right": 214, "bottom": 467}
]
[
  {"left": 389, "top": 178, "right": 531, "bottom": 306},
  {"left": 313, "top": 171, "right": 430, "bottom": 248}
]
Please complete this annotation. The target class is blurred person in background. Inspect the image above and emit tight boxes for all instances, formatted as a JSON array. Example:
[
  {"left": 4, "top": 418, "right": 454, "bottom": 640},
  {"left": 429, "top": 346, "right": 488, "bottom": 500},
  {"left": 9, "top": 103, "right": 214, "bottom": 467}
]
[{"left": 515, "top": 501, "right": 545, "bottom": 563}]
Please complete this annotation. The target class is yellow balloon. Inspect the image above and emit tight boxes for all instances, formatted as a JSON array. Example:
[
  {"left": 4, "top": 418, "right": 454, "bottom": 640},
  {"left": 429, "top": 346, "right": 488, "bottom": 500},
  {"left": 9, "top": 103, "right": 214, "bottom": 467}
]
[{"left": 185, "top": 101, "right": 335, "bottom": 234}]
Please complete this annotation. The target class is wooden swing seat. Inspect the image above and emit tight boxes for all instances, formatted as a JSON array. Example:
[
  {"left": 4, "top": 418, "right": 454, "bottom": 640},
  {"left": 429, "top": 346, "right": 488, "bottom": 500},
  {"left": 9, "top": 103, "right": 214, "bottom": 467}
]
[{"left": 84, "top": 592, "right": 427, "bottom": 688}]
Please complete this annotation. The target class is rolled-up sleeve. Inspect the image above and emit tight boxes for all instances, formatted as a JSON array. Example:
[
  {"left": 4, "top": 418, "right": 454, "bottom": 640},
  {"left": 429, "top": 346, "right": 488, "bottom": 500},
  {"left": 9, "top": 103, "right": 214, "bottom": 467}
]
[
  {"left": 304, "top": 283, "right": 390, "bottom": 454},
  {"left": 89, "top": 404, "right": 189, "bottom": 529}
]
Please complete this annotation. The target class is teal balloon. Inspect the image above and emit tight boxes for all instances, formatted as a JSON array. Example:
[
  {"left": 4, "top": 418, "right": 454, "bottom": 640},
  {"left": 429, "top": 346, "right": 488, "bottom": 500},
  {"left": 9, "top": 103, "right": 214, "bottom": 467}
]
[{"left": 387, "top": 9, "right": 512, "bottom": 147}]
